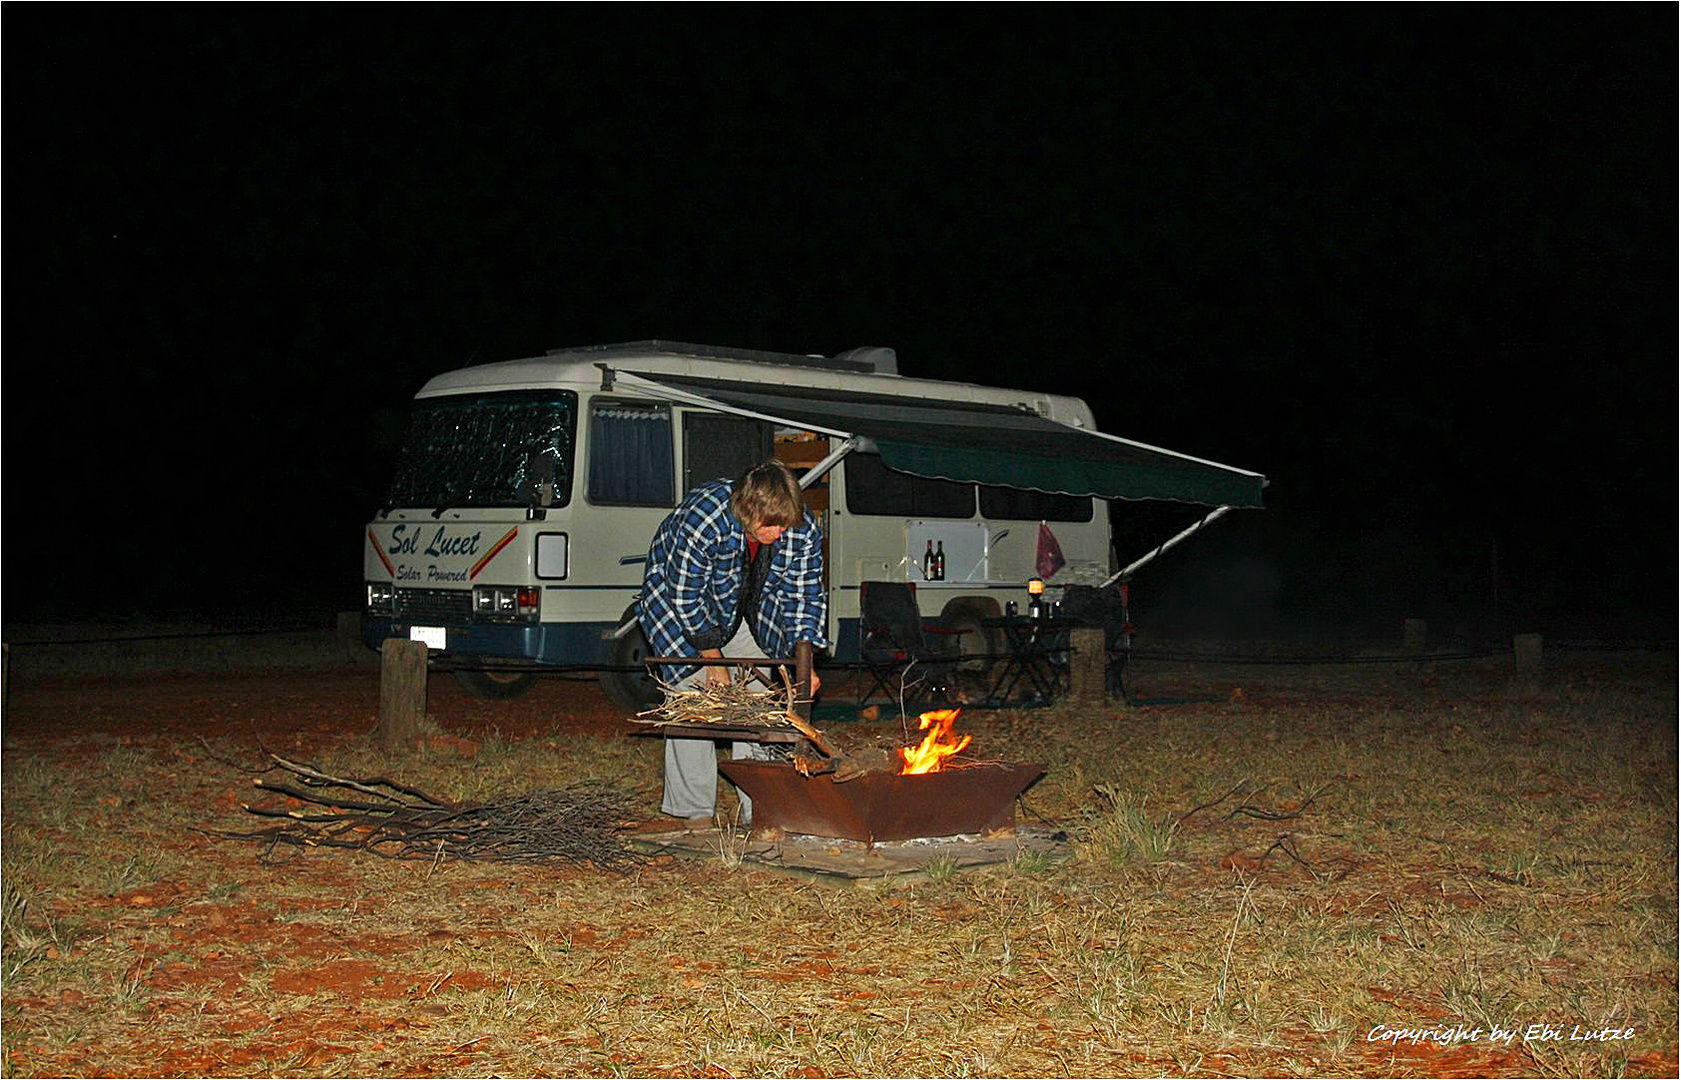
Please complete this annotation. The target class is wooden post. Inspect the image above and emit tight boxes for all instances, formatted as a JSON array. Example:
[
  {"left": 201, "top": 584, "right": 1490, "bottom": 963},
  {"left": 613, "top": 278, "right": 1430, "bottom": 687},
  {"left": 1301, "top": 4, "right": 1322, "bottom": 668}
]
[
  {"left": 336, "top": 610, "right": 364, "bottom": 665},
  {"left": 1067, "top": 628, "right": 1108, "bottom": 706},
  {"left": 1403, "top": 619, "right": 1428, "bottom": 654},
  {"left": 379, "top": 638, "right": 428, "bottom": 752},
  {"left": 1510, "top": 633, "right": 1543, "bottom": 696}
]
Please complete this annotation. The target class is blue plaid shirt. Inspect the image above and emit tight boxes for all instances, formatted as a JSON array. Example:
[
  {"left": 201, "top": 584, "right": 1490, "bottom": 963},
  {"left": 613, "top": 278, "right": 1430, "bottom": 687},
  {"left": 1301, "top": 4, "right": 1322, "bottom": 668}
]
[{"left": 637, "top": 479, "right": 828, "bottom": 681}]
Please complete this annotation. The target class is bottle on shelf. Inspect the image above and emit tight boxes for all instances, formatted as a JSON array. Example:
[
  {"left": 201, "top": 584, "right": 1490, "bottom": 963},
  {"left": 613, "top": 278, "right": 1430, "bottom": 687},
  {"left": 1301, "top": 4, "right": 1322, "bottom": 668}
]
[
  {"left": 922, "top": 540, "right": 934, "bottom": 580},
  {"left": 933, "top": 540, "right": 945, "bottom": 581}
]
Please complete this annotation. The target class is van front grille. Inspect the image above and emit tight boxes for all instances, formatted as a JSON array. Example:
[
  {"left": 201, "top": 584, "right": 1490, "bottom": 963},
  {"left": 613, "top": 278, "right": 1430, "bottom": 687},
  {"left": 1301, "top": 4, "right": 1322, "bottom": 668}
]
[{"left": 394, "top": 587, "right": 473, "bottom": 622}]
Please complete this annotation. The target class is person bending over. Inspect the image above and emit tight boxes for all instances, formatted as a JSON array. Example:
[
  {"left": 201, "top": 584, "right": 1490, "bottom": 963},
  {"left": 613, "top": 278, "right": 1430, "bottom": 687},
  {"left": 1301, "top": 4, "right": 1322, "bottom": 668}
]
[{"left": 637, "top": 459, "right": 826, "bottom": 826}]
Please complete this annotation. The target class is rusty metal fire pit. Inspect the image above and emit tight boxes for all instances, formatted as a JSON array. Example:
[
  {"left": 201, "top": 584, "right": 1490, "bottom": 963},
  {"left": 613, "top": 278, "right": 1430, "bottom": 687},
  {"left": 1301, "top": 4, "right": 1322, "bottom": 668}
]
[{"left": 718, "top": 760, "right": 1044, "bottom": 844}]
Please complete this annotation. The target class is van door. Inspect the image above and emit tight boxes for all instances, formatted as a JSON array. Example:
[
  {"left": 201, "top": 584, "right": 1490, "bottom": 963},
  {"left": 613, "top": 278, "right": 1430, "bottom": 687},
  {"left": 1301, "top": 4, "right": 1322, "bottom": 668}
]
[
  {"left": 681, "top": 412, "right": 773, "bottom": 492},
  {"left": 775, "top": 435, "right": 834, "bottom": 638}
]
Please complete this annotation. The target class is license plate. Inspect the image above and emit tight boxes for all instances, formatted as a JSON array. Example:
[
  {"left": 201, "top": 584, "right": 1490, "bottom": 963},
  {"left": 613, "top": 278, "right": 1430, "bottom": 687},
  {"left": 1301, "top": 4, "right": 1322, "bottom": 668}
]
[{"left": 409, "top": 625, "right": 447, "bottom": 650}]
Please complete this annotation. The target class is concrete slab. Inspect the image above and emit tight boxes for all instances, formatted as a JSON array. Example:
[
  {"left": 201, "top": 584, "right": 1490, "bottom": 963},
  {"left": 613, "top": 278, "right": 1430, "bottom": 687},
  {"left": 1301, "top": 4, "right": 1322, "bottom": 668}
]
[{"left": 629, "top": 823, "right": 1072, "bottom": 884}]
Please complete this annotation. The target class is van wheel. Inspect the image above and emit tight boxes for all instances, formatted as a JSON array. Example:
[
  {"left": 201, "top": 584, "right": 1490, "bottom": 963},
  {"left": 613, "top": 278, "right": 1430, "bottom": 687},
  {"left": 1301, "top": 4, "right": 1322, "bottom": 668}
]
[
  {"left": 600, "top": 612, "right": 663, "bottom": 713},
  {"left": 453, "top": 667, "right": 539, "bottom": 700},
  {"left": 940, "top": 603, "right": 999, "bottom": 675}
]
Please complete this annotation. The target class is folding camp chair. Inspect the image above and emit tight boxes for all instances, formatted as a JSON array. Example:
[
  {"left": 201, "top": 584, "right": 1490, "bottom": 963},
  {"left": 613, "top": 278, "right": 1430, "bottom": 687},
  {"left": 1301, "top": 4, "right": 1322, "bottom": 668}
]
[{"left": 857, "top": 581, "right": 966, "bottom": 705}]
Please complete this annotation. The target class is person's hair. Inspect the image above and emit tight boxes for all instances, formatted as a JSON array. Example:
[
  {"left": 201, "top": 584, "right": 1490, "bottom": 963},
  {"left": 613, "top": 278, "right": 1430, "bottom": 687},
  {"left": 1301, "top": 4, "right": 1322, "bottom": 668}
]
[{"left": 730, "top": 460, "right": 804, "bottom": 529}]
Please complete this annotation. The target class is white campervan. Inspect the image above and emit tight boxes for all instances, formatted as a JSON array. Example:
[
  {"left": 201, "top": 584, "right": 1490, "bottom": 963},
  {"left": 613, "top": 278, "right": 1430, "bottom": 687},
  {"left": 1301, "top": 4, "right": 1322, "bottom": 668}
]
[{"left": 363, "top": 341, "right": 1264, "bottom": 707}]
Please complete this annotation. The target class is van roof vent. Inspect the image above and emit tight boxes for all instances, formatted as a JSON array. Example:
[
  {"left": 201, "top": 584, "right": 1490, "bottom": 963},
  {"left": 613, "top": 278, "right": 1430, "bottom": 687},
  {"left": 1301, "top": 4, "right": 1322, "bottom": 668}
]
[{"left": 829, "top": 346, "right": 898, "bottom": 375}]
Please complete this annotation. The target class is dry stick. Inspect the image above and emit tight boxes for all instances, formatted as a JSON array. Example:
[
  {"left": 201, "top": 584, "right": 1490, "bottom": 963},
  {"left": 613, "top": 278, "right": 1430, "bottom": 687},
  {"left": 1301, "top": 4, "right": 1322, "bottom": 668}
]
[
  {"left": 265, "top": 753, "right": 433, "bottom": 801},
  {"left": 1212, "top": 876, "right": 1256, "bottom": 1012},
  {"left": 195, "top": 735, "right": 263, "bottom": 773},
  {"left": 267, "top": 752, "right": 449, "bottom": 809},
  {"left": 895, "top": 661, "right": 930, "bottom": 731},
  {"left": 1176, "top": 779, "right": 1253, "bottom": 829},
  {"left": 899, "top": 663, "right": 911, "bottom": 733},
  {"left": 1227, "top": 781, "right": 1333, "bottom": 822},
  {"left": 731, "top": 986, "right": 777, "bottom": 1025},
  {"left": 1257, "top": 834, "right": 1311, "bottom": 871},
  {"left": 248, "top": 781, "right": 429, "bottom": 816},
  {"left": 775, "top": 666, "right": 834, "bottom": 756},
  {"left": 1244, "top": 798, "right": 1358, "bottom": 879}
]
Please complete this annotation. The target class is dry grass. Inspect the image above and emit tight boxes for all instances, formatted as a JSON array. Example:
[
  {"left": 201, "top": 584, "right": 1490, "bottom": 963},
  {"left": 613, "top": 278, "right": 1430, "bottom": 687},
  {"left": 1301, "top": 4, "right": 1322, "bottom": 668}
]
[{"left": 1, "top": 651, "right": 1675, "bottom": 1077}]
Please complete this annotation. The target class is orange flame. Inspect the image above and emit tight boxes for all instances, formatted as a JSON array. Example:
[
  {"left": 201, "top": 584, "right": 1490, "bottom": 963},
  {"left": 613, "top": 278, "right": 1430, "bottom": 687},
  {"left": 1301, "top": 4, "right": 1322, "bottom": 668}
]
[{"left": 898, "top": 708, "right": 972, "bottom": 774}]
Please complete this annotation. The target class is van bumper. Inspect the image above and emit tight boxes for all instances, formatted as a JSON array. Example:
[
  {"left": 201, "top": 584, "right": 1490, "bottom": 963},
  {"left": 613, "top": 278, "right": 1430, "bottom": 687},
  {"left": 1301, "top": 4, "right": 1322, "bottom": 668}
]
[{"left": 362, "top": 617, "right": 615, "bottom": 666}]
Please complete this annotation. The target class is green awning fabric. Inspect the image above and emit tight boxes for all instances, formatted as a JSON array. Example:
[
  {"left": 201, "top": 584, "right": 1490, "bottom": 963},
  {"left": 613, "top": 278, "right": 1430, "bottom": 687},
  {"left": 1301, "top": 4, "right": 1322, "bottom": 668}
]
[{"left": 617, "top": 370, "right": 1265, "bottom": 508}]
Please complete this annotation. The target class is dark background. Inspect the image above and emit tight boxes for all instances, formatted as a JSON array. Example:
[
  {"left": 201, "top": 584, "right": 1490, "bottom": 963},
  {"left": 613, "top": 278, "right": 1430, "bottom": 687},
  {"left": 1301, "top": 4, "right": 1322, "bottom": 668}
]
[{"left": 6, "top": 9, "right": 1674, "bottom": 642}]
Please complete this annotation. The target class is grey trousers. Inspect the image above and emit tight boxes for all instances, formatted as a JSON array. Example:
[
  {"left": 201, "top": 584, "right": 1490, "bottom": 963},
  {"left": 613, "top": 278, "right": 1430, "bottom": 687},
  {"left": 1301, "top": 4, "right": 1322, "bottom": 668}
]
[{"left": 660, "top": 622, "right": 773, "bottom": 822}]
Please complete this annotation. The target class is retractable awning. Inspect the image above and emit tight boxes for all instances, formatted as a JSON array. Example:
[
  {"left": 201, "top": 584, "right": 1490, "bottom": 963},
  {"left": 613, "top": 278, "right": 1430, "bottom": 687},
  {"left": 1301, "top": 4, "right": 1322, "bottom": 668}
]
[{"left": 606, "top": 369, "right": 1266, "bottom": 508}]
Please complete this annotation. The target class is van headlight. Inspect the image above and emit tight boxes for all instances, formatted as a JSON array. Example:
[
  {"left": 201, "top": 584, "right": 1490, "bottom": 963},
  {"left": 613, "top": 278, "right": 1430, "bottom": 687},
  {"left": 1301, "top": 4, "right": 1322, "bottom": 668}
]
[{"left": 367, "top": 581, "right": 395, "bottom": 613}]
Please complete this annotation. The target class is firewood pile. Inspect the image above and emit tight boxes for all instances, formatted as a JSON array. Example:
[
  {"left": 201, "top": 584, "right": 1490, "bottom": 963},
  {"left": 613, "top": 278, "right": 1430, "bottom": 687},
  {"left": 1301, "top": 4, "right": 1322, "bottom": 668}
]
[
  {"left": 208, "top": 754, "right": 646, "bottom": 871},
  {"left": 635, "top": 678, "right": 806, "bottom": 730},
  {"left": 636, "top": 677, "right": 908, "bottom": 783}
]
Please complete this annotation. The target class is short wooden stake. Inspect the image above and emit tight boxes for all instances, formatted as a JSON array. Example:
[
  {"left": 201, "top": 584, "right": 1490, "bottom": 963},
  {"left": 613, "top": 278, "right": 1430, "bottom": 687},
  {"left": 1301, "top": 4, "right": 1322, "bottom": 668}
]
[
  {"left": 336, "top": 610, "right": 364, "bottom": 665},
  {"left": 1067, "top": 628, "right": 1109, "bottom": 705},
  {"left": 379, "top": 638, "right": 429, "bottom": 752}
]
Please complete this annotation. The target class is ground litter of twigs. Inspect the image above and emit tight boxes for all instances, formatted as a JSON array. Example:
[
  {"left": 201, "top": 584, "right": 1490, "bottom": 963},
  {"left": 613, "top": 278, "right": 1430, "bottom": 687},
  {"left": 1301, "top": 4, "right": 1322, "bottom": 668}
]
[{"left": 2, "top": 651, "right": 1676, "bottom": 1077}]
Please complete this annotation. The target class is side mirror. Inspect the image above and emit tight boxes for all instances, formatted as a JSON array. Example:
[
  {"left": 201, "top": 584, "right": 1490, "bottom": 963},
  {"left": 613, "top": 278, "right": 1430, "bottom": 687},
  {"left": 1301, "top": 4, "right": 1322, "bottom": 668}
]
[{"left": 525, "top": 450, "right": 556, "bottom": 509}]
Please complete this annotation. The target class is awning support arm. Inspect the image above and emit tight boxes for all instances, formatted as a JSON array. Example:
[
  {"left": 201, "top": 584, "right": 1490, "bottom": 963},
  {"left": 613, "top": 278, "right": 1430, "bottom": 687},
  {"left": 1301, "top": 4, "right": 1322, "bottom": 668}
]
[
  {"left": 1108, "top": 505, "right": 1233, "bottom": 586},
  {"left": 797, "top": 436, "right": 867, "bottom": 490}
]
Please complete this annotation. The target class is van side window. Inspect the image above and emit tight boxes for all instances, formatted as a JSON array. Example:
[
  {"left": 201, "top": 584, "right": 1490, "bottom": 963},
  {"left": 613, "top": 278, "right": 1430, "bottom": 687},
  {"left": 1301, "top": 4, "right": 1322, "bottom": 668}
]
[
  {"left": 587, "top": 400, "right": 674, "bottom": 506},
  {"left": 844, "top": 452, "right": 975, "bottom": 519},
  {"left": 979, "top": 485, "right": 1094, "bottom": 523}
]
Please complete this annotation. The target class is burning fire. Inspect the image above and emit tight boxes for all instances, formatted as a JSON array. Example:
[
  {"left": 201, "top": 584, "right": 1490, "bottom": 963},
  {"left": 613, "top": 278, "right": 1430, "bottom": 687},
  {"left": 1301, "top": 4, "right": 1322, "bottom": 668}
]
[{"left": 898, "top": 708, "right": 972, "bottom": 774}]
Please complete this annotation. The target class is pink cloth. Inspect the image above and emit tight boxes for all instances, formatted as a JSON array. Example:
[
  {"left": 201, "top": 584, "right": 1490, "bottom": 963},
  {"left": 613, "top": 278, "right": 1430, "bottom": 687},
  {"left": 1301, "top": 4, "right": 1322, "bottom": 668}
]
[{"left": 1036, "top": 522, "right": 1065, "bottom": 580}]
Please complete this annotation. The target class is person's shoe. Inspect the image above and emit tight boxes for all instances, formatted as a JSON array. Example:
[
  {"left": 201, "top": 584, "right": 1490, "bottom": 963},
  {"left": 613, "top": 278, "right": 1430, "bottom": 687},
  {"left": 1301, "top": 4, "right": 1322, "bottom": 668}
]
[{"left": 682, "top": 815, "right": 715, "bottom": 831}]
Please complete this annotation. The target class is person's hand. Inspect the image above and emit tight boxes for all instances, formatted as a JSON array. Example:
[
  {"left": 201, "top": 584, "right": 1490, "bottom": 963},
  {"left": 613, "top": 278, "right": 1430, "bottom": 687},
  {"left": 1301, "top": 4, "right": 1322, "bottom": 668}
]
[
  {"left": 699, "top": 649, "right": 728, "bottom": 687},
  {"left": 808, "top": 670, "right": 822, "bottom": 696}
]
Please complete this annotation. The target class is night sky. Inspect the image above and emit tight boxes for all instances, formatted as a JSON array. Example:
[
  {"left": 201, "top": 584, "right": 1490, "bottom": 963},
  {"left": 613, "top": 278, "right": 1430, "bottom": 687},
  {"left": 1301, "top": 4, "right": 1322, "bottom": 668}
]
[{"left": 7, "top": 9, "right": 1674, "bottom": 641}]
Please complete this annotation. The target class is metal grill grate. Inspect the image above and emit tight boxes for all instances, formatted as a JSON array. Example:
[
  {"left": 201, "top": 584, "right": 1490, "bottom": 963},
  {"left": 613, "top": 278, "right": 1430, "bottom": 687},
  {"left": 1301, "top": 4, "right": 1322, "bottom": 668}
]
[{"left": 395, "top": 588, "right": 473, "bottom": 621}]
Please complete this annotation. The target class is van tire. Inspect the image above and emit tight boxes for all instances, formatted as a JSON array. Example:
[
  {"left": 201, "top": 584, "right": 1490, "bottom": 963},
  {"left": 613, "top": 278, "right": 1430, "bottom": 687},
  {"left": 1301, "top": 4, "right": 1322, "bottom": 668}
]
[
  {"left": 600, "top": 610, "right": 663, "bottom": 713},
  {"left": 452, "top": 667, "right": 540, "bottom": 700},
  {"left": 939, "top": 601, "right": 1000, "bottom": 675}
]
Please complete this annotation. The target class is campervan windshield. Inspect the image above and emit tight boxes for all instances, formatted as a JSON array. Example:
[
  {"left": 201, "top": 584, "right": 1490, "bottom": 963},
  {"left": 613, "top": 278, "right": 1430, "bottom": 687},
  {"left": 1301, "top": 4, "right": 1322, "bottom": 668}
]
[{"left": 385, "top": 390, "right": 577, "bottom": 509}]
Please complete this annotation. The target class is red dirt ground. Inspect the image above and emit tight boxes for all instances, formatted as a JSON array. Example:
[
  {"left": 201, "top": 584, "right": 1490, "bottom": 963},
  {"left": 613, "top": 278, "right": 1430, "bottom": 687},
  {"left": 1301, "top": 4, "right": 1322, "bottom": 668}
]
[
  {"left": 4, "top": 668, "right": 649, "bottom": 1077},
  {"left": 4, "top": 666, "right": 637, "bottom": 749},
  {"left": 4, "top": 660, "right": 1676, "bottom": 1078}
]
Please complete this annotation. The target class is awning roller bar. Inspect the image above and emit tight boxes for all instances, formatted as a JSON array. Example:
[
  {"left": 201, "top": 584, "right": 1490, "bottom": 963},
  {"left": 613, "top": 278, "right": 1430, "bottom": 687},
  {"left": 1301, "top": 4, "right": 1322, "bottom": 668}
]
[
  {"left": 601, "top": 366, "right": 855, "bottom": 438},
  {"left": 599, "top": 364, "right": 1265, "bottom": 508}
]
